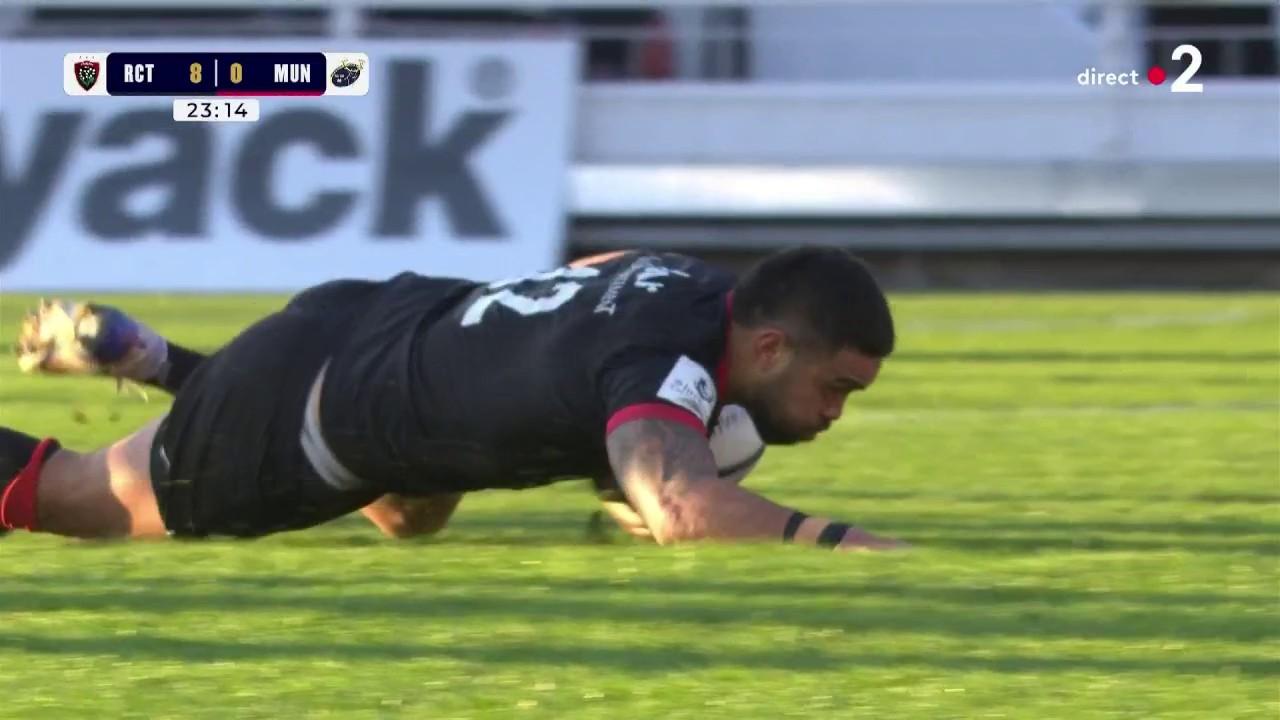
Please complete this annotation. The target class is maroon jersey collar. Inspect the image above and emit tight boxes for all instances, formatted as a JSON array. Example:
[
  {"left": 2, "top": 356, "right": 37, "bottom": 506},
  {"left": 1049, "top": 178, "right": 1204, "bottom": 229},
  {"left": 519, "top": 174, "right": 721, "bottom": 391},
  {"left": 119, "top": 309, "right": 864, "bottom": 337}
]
[{"left": 714, "top": 290, "right": 734, "bottom": 398}]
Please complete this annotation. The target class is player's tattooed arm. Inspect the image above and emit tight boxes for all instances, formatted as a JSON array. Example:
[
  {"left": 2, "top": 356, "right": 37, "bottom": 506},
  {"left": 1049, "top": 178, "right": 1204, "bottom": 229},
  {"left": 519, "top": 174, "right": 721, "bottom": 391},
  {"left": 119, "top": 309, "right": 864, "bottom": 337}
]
[
  {"left": 606, "top": 417, "right": 905, "bottom": 550},
  {"left": 605, "top": 417, "right": 788, "bottom": 544}
]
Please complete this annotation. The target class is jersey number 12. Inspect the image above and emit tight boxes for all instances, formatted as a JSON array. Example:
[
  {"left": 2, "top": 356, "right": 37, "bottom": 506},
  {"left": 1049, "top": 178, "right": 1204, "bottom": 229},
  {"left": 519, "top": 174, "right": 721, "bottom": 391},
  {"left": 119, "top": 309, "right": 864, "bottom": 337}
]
[{"left": 460, "top": 266, "right": 602, "bottom": 327}]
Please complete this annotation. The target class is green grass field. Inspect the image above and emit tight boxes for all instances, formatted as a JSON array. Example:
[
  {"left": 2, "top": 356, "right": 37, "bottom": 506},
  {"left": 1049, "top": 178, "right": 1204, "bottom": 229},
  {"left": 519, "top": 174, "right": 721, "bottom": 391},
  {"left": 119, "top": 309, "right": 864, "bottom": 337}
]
[{"left": 0, "top": 292, "right": 1276, "bottom": 719}]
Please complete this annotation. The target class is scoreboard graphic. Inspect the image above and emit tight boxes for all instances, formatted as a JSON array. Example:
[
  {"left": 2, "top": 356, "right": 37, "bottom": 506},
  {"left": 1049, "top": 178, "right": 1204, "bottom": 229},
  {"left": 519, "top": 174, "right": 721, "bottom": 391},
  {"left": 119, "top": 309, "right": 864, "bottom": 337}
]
[{"left": 65, "top": 52, "right": 368, "bottom": 121}]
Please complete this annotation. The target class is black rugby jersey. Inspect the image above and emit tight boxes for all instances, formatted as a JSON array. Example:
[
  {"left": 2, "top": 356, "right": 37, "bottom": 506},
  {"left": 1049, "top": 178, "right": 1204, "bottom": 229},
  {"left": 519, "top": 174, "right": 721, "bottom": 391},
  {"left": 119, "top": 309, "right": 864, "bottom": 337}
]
[{"left": 318, "top": 251, "right": 736, "bottom": 495}]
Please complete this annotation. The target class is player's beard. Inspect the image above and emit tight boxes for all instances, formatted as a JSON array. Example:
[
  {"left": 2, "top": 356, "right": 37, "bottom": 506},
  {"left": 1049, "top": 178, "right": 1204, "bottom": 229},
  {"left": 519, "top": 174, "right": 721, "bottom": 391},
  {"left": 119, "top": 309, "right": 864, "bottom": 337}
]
[{"left": 738, "top": 375, "right": 818, "bottom": 446}]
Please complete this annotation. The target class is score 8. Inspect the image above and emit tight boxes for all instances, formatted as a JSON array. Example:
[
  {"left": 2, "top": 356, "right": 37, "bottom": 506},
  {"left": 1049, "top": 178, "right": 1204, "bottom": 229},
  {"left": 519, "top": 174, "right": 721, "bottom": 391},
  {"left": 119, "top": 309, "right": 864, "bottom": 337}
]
[{"left": 190, "top": 62, "right": 202, "bottom": 84}]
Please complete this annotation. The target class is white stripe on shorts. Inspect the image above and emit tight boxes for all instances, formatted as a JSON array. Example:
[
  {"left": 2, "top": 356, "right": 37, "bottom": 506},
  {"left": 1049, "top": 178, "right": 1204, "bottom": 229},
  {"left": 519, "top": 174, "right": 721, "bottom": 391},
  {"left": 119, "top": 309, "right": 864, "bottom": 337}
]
[{"left": 300, "top": 360, "right": 368, "bottom": 491}]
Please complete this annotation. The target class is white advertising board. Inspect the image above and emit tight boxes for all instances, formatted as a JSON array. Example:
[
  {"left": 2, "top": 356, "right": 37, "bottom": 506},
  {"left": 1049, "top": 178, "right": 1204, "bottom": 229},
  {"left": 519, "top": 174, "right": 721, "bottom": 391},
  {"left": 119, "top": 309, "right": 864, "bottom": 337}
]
[{"left": 0, "top": 39, "right": 578, "bottom": 290}]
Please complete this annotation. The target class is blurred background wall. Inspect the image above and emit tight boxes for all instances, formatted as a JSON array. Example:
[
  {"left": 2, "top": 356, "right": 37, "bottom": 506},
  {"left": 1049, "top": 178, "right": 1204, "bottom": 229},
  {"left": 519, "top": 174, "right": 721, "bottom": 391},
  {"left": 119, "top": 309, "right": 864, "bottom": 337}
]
[{"left": 2, "top": 0, "right": 1277, "bottom": 290}]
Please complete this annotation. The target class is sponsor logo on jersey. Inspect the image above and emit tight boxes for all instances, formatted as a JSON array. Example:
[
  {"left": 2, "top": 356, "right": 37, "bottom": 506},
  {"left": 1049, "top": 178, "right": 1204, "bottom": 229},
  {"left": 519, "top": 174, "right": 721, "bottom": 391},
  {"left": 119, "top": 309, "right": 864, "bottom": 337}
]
[
  {"left": 657, "top": 355, "right": 717, "bottom": 425},
  {"left": 594, "top": 255, "right": 692, "bottom": 316},
  {"left": 695, "top": 377, "right": 714, "bottom": 403}
]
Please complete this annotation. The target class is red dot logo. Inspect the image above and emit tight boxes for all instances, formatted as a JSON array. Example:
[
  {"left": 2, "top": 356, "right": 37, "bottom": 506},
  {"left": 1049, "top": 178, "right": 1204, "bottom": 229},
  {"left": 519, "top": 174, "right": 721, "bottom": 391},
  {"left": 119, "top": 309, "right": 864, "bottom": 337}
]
[{"left": 1147, "top": 66, "right": 1167, "bottom": 85}]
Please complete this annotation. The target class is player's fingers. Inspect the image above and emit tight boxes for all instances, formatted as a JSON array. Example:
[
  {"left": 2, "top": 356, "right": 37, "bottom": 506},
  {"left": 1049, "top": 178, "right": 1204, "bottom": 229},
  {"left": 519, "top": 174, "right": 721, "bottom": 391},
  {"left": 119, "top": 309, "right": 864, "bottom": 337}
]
[{"left": 837, "top": 536, "right": 908, "bottom": 552}]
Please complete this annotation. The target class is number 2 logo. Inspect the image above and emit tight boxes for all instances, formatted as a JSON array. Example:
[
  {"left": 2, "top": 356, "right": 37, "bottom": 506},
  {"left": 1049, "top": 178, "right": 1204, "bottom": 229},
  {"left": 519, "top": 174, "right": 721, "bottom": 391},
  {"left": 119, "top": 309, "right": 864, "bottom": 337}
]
[
  {"left": 460, "top": 266, "right": 602, "bottom": 327},
  {"left": 1170, "top": 44, "right": 1202, "bottom": 94}
]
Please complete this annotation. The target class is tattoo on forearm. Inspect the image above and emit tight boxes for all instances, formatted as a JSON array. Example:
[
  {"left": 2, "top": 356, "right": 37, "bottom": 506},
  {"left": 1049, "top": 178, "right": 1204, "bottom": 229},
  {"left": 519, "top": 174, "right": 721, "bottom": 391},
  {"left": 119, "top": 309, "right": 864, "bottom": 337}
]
[{"left": 606, "top": 418, "right": 718, "bottom": 490}]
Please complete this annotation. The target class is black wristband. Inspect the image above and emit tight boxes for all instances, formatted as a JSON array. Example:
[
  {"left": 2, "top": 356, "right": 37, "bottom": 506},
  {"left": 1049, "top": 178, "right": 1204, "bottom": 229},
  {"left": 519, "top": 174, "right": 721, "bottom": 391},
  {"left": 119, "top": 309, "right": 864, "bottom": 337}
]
[
  {"left": 817, "top": 522, "right": 850, "bottom": 548},
  {"left": 782, "top": 511, "right": 808, "bottom": 542}
]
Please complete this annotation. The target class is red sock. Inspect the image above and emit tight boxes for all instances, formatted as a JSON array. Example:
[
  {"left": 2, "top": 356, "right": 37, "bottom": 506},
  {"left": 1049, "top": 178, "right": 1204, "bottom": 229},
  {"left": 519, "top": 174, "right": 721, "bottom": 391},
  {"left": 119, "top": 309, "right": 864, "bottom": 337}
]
[{"left": 0, "top": 438, "right": 59, "bottom": 531}]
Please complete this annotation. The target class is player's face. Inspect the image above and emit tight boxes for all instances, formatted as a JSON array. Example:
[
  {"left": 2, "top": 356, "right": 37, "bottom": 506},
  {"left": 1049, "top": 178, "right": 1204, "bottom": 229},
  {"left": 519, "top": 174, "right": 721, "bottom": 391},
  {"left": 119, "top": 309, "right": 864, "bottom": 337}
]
[{"left": 744, "top": 340, "right": 881, "bottom": 445}]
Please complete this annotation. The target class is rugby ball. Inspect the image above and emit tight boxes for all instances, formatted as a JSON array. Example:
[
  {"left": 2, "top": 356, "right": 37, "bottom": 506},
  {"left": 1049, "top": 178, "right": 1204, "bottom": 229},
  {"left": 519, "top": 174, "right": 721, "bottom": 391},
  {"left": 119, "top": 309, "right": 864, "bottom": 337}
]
[{"left": 709, "top": 404, "right": 765, "bottom": 484}]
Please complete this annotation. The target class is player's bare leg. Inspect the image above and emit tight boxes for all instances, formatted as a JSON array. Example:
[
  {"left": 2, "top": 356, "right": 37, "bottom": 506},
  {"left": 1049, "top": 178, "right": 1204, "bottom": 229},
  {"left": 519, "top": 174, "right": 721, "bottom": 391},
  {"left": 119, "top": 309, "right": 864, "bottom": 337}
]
[{"left": 0, "top": 420, "right": 167, "bottom": 539}]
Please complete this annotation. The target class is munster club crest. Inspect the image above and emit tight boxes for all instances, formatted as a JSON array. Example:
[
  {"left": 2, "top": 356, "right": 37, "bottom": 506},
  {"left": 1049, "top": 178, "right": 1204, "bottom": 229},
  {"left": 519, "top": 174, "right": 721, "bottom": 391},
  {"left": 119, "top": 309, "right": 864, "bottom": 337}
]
[
  {"left": 74, "top": 60, "right": 100, "bottom": 91},
  {"left": 330, "top": 58, "right": 365, "bottom": 88}
]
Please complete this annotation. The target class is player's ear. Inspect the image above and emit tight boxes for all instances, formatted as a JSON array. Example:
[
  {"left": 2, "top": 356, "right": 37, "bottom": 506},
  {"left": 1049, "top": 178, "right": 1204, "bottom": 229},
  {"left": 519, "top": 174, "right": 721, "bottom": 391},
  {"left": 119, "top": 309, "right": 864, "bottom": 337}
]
[{"left": 753, "top": 327, "right": 793, "bottom": 375}]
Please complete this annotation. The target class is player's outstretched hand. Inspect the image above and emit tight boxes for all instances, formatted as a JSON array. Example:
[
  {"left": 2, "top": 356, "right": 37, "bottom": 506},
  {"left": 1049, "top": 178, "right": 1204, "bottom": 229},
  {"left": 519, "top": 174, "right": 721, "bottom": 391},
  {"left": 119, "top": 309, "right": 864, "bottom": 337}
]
[{"left": 835, "top": 527, "right": 909, "bottom": 552}]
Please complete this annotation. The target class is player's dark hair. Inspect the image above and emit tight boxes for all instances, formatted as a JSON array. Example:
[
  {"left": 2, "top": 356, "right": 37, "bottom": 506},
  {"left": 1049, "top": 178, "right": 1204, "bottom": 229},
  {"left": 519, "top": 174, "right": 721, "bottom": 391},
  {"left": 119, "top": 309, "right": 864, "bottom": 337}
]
[{"left": 732, "top": 247, "right": 895, "bottom": 358}]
